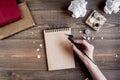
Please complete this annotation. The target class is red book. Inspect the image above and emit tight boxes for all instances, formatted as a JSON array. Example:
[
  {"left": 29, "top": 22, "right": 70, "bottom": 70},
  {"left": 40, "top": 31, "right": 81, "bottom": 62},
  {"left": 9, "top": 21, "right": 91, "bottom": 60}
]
[{"left": 0, "top": 0, "right": 21, "bottom": 27}]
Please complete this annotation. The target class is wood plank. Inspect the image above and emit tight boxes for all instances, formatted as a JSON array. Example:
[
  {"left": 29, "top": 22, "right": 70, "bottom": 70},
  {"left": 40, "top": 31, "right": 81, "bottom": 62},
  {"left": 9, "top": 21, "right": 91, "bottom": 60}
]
[
  {"left": 0, "top": 69, "right": 86, "bottom": 80},
  {"left": 24, "top": 0, "right": 120, "bottom": 24},
  {"left": 0, "top": 39, "right": 47, "bottom": 70},
  {"left": 25, "top": 0, "right": 106, "bottom": 10},
  {"left": 6, "top": 24, "right": 120, "bottom": 40},
  {"left": 30, "top": 10, "right": 120, "bottom": 25},
  {"left": 0, "top": 40, "right": 119, "bottom": 70},
  {"left": 71, "top": 24, "right": 120, "bottom": 40},
  {"left": 0, "top": 69, "right": 119, "bottom": 80}
]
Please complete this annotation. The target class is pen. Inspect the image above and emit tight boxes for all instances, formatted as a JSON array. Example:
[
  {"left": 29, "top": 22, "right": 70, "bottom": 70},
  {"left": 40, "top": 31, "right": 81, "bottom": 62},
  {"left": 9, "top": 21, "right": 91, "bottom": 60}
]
[{"left": 65, "top": 34, "right": 96, "bottom": 65}]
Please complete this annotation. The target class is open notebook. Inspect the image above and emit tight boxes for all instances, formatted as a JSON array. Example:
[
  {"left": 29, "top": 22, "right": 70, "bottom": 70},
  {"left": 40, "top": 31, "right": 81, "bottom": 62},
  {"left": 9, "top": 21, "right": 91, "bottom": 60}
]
[{"left": 44, "top": 28, "right": 75, "bottom": 71}]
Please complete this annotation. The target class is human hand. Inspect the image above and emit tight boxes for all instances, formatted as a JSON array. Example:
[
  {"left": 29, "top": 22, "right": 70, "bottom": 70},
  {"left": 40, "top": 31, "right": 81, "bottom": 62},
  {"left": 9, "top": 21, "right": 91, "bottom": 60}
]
[
  {"left": 73, "top": 40, "right": 107, "bottom": 80},
  {"left": 73, "top": 40, "right": 94, "bottom": 63}
]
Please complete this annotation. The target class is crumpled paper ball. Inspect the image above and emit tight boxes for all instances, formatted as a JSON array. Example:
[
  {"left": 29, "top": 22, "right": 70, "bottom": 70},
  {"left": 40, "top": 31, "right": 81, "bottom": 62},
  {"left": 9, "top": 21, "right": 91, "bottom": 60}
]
[
  {"left": 104, "top": 0, "right": 120, "bottom": 14},
  {"left": 68, "top": 0, "right": 88, "bottom": 18}
]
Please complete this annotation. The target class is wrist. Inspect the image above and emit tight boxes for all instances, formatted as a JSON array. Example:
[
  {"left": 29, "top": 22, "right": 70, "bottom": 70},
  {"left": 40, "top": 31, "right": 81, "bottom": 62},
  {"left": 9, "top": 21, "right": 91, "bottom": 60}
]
[{"left": 83, "top": 58, "right": 95, "bottom": 67}]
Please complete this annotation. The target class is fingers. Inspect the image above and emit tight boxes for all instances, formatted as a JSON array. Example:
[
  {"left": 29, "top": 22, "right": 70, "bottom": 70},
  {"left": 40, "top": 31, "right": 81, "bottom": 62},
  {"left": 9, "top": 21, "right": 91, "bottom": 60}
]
[
  {"left": 74, "top": 40, "right": 89, "bottom": 46},
  {"left": 74, "top": 40, "right": 94, "bottom": 54},
  {"left": 74, "top": 40, "right": 90, "bottom": 49},
  {"left": 72, "top": 40, "right": 94, "bottom": 62}
]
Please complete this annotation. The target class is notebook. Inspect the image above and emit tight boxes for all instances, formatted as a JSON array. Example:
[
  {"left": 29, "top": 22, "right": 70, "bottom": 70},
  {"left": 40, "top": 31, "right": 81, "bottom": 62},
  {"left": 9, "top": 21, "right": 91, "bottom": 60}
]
[
  {"left": 0, "top": 2, "right": 35, "bottom": 39},
  {"left": 0, "top": 0, "right": 21, "bottom": 27},
  {"left": 44, "top": 28, "right": 75, "bottom": 71}
]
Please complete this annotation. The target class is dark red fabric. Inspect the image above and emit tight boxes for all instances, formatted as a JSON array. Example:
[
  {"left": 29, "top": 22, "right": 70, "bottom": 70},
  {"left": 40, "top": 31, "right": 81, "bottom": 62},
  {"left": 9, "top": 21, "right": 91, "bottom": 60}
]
[{"left": 0, "top": 0, "right": 21, "bottom": 27}]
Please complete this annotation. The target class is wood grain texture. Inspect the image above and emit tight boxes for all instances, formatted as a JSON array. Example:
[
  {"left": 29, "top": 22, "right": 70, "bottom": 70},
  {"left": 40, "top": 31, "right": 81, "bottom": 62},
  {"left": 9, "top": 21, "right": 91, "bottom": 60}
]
[{"left": 0, "top": 0, "right": 119, "bottom": 80}]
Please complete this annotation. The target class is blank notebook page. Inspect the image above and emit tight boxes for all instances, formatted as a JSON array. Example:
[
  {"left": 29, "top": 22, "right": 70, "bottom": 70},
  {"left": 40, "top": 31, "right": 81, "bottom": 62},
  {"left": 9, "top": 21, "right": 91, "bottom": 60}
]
[{"left": 44, "top": 28, "right": 75, "bottom": 71}]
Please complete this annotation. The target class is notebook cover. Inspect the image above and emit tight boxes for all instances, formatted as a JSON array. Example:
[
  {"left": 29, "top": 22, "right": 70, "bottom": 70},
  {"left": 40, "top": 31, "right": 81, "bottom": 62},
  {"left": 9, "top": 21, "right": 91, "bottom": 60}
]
[
  {"left": 0, "top": 2, "right": 35, "bottom": 39},
  {"left": 0, "top": 0, "right": 21, "bottom": 27},
  {"left": 44, "top": 28, "right": 75, "bottom": 71}
]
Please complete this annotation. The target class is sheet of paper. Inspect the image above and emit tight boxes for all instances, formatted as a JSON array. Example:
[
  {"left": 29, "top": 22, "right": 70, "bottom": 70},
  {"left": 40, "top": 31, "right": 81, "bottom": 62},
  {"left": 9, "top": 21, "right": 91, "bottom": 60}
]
[{"left": 44, "top": 28, "right": 75, "bottom": 71}]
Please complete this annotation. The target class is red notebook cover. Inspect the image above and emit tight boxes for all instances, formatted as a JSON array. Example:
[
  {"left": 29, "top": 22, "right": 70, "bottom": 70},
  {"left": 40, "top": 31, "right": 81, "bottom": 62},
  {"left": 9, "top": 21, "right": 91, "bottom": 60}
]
[{"left": 0, "top": 0, "right": 21, "bottom": 27}]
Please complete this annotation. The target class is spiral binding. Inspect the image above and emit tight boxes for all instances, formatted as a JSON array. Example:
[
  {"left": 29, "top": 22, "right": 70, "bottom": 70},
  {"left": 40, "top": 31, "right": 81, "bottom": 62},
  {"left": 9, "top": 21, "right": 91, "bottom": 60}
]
[{"left": 44, "top": 28, "right": 71, "bottom": 33}]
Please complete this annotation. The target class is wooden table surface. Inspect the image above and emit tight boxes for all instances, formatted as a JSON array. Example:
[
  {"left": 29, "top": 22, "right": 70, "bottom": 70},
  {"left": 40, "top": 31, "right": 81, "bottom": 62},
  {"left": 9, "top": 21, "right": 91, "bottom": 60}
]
[{"left": 0, "top": 0, "right": 120, "bottom": 80}]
